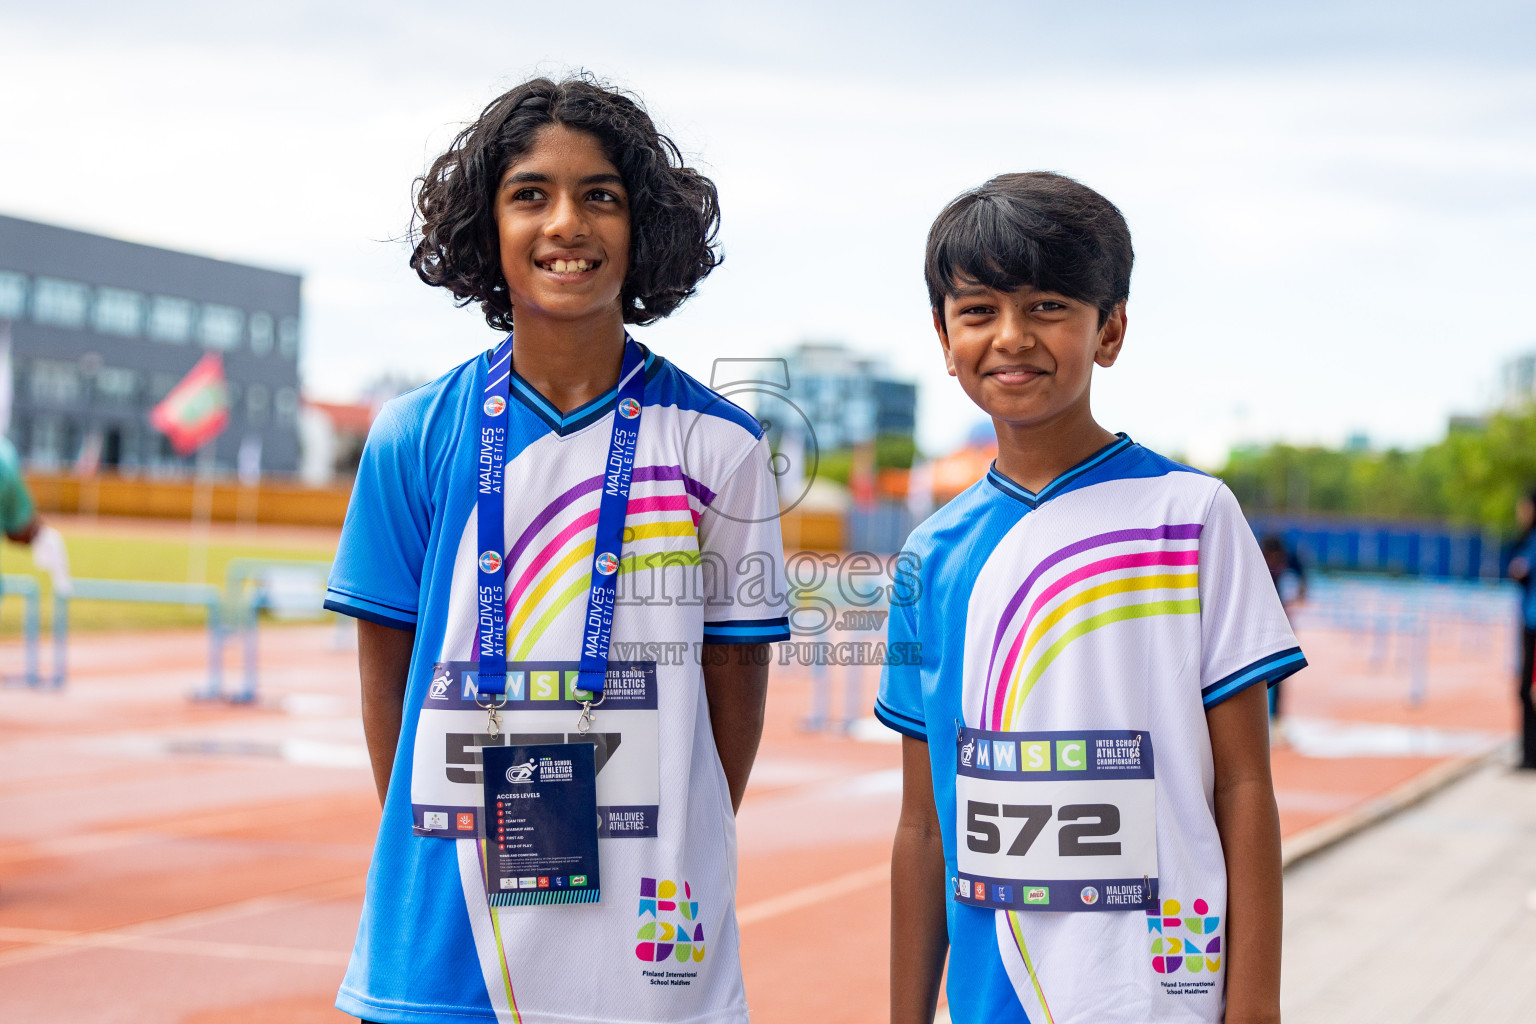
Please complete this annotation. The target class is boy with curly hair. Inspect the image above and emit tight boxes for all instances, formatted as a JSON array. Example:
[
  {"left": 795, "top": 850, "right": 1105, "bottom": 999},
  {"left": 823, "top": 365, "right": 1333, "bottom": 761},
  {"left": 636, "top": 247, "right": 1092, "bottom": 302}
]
[{"left": 325, "top": 76, "right": 790, "bottom": 1024}]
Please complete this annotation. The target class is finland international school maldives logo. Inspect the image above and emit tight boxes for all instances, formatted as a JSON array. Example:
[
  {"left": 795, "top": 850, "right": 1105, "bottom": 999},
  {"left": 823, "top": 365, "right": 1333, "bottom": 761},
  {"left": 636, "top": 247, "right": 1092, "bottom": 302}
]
[
  {"left": 594, "top": 551, "right": 620, "bottom": 576},
  {"left": 636, "top": 877, "right": 705, "bottom": 964},
  {"left": 1149, "top": 898, "right": 1221, "bottom": 975},
  {"left": 479, "top": 550, "right": 503, "bottom": 574},
  {"left": 617, "top": 397, "right": 641, "bottom": 419},
  {"left": 483, "top": 395, "right": 507, "bottom": 417}
]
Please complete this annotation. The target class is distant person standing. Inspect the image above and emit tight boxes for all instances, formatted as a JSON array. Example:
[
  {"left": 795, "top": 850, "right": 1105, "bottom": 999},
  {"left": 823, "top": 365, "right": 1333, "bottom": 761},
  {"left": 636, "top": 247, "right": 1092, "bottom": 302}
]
[
  {"left": 0, "top": 434, "right": 68, "bottom": 596},
  {"left": 0, "top": 435, "right": 38, "bottom": 546},
  {"left": 1261, "top": 534, "right": 1307, "bottom": 735},
  {"left": 1503, "top": 490, "right": 1536, "bottom": 770}
]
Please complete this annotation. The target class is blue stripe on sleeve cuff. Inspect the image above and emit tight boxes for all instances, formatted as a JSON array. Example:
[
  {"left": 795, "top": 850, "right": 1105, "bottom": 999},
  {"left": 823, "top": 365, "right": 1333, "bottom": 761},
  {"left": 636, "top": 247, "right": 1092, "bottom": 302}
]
[
  {"left": 324, "top": 589, "right": 418, "bottom": 631},
  {"left": 874, "top": 698, "right": 926, "bottom": 740},
  {"left": 702, "top": 617, "right": 791, "bottom": 644},
  {"left": 1201, "top": 646, "right": 1308, "bottom": 708}
]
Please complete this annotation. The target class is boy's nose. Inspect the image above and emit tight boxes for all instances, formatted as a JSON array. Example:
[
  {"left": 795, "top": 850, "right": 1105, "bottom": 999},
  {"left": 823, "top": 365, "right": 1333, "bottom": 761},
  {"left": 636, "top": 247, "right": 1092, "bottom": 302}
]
[
  {"left": 543, "top": 193, "right": 588, "bottom": 240},
  {"left": 993, "top": 314, "right": 1033, "bottom": 352}
]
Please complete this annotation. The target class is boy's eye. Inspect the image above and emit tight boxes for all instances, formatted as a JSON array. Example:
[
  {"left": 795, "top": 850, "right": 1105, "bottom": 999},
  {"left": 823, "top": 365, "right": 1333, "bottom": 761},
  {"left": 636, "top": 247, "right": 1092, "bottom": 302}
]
[
  {"left": 587, "top": 188, "right": 622, "bottom": 203},
  {"left": 1032, "top": 301, "right": 1067, "bottom": 312},
  {"left": 511, "top": 187, "right": 545, "bottom": 202},
  {"left": 960, "top": 305, "right": 995, "bottom": 316}
]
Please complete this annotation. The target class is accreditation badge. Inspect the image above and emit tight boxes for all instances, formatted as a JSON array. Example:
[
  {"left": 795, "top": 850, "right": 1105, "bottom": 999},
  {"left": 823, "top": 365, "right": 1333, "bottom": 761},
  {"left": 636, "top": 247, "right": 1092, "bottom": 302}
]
[
  {"left": 481, "top": 742, "right": 602, "bottom": 905},
  {"left": 953, "top": 726, "right": 1158, "bottom": 912},
  {"left": 410, "top": 660, "right": 660, "bottom": 839}
]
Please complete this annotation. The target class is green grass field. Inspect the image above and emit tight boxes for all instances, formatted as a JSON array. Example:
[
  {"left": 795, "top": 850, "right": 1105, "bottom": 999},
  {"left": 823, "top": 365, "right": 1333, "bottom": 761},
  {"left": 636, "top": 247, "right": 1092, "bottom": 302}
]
[{"left": 0, "top": 524, "right": 338, "bottom": 635}]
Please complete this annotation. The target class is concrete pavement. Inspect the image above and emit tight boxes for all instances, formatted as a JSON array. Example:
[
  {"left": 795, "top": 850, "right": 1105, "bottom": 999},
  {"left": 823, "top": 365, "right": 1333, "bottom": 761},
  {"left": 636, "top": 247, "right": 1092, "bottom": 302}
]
[{"left": 1282, "top": 759, "right": 1536, "bottom": 1022}]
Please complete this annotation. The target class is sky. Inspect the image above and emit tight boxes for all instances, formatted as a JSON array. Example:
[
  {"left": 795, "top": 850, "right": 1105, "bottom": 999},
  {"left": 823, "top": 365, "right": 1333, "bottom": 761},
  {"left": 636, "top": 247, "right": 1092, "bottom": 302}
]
[{"left": 1, "top": 0, "right": 1532, "bottom": 465}]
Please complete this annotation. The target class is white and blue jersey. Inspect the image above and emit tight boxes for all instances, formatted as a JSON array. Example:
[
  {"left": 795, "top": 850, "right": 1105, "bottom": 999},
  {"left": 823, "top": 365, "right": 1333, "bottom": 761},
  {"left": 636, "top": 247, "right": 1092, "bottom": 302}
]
[
  {"left": 876, "top": 436, "right": 1304, "bottom": 1024},
  {"left": 326, "top": 342, "right": 790, "bottom": 1024}
]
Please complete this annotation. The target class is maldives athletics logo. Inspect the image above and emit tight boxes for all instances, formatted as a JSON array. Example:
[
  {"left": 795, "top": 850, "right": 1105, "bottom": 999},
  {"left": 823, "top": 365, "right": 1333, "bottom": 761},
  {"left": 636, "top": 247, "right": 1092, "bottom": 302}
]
[
  {"left": 636, "top": 877, "right": 704, "bottom": 965},
  {"left": 478, "top": 550, "right": 503, "bottom": 574},
  {"left": 483, "top": 395, "right": 506, "bottom": 417},
  {"left": 617, "top": 397, "right": 641, "bottom": 419},
  {"left": 594, "top": 551, "right": 619, "bottom": 576},
  {"left": 1149, "top": 898, "right": 1221, "bottom": 976}
]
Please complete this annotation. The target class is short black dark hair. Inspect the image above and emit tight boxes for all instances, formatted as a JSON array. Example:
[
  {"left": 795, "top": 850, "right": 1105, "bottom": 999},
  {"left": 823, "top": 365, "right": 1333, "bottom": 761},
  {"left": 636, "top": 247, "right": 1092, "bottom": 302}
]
[
  {"left": 410, "top": 75, "right": 721, "bottom": 331},
  {"left": 925, "top": 171, "right": 1133, "bottom": 327}
]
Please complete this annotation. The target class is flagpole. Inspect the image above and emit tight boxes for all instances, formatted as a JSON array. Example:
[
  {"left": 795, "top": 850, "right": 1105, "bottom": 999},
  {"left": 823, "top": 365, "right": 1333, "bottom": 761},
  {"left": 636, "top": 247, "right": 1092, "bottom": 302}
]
[{"left": 187, "top": 443, "right": 215, "bottom": 585}]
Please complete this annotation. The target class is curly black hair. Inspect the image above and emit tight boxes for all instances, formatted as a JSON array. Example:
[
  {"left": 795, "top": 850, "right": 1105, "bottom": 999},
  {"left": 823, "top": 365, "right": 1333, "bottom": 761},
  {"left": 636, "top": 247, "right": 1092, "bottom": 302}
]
[{"left": 410, "top": 75, "right": 721, "bottom": 331}]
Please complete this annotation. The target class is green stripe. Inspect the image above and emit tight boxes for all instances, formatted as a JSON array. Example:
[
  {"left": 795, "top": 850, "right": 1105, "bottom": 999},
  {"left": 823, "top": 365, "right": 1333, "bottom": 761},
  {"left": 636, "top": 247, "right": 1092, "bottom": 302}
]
[{"left": 1015, "top": 598, "right": 1201, "bottom": 713}]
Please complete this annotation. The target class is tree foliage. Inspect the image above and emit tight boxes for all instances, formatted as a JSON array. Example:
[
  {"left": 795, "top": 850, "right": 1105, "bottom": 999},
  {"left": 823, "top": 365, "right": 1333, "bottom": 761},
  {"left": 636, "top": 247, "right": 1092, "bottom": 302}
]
[{"left": 1219, "top": 406, "right": 1536, "bottom": 534}]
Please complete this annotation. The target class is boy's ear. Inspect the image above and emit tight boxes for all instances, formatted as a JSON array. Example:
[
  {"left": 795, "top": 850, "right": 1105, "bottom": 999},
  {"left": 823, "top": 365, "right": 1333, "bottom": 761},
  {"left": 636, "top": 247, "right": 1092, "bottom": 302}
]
[
  {"left": 1094, "top": 304, "right": 1127, "bottom": 368},
  {"left": 932, "top": 308, "right": 958, "bottom": 377}
]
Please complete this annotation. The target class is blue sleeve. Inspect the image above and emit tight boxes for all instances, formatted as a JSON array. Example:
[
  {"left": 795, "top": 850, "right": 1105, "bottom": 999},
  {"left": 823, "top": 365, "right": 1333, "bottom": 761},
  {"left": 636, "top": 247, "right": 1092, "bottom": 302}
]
[
  {"left": 874, "top": 588, "right": 926, "bottom": 740},
  {"left": 324, "top": 399, "right": 431, "bottom": 630}
]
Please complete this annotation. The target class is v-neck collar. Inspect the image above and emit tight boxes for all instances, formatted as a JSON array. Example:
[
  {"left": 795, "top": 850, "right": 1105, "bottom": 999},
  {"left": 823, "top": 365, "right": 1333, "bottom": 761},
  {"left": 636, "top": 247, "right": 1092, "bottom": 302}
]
[
  {"left": 986, "top": 433, "right": 1135, "bottom": 510},
  {"left": 488, "top": 337, "right": 660, "bottom": 437}
]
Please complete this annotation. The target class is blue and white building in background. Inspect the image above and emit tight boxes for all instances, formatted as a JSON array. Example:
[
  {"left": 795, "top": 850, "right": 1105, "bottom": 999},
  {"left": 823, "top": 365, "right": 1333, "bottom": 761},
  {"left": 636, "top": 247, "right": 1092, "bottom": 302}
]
[
  {"left": 0, "top": 214, "right": 302, "bottom": 476},
  {"left": 773, "top": 341, "right": 916, "bottom": 450}
]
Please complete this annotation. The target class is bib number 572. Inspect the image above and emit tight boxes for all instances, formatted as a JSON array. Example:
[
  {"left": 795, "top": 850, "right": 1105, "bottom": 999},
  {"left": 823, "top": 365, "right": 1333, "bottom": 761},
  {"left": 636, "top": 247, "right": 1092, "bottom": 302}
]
[{"left": 966, "top": 801, "right": 1122, "bottom": 858}]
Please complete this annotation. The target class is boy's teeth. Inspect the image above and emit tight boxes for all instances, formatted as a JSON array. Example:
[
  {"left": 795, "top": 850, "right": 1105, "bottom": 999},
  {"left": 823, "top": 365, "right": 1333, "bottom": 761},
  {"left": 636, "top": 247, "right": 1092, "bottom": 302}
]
[{"left": 547, "top": 259, "right": 592, "bottom": 273}]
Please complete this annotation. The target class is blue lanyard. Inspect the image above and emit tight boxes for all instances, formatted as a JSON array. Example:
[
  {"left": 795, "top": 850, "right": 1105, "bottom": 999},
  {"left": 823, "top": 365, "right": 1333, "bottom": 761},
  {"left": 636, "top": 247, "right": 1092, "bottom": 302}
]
[{"left": 475, "top": 336, "right": 646, "bottom": 699}]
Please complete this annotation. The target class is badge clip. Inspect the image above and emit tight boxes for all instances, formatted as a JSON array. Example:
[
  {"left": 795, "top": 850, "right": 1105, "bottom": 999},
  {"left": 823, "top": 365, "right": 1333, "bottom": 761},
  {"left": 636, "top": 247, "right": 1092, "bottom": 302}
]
[
  {"left": 576, "top": 692, "right": 606, "bottom": 734},
  {"left": 476, "top": 691, "right": 508, "bottom": 737}
]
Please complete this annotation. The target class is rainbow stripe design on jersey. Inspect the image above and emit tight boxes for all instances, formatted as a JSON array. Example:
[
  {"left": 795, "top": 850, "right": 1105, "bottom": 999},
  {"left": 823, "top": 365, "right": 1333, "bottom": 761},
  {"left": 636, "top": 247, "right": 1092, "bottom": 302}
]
[
  {"left": 983, "top": 524, "right": 1204, "bottom": 730},
  {"left": 496, "top": 465, "right": 710, "bottom": 658}
]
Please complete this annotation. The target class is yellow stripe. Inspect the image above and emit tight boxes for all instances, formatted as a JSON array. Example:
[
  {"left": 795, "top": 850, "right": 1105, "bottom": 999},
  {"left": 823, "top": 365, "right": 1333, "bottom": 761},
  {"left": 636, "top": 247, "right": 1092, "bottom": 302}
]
[
  {"left": 506, "top": 521, "right": 696, "bottom": 644},
  {"left": 484, "top": 840, "right": 521, "bottom": 1023},
  {"left": 507, "top": 541, "right": 595, "bottom": 641},
  {"left": 510, "top": 528, "right": 699, "bottom": 659},
  {"left": 998, "top": 575, "right": 1196, "bottom": 726},
  {"left": 1008, "top": 910, "right": 1055, "bottom": 1023},
  {"left": 1001, "top": 597, "right": 1201, "bottom": 728},
  {"left": 1023, "top": 573, "right": 1196, "bottom": 662}
]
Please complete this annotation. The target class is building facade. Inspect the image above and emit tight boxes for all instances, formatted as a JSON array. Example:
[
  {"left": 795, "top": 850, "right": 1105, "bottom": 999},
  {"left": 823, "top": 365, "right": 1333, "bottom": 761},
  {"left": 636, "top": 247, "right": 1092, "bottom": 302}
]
[
  {"left": 0, "top": 214, "right": 302, "bottom": 475},
  {"left": 775, "top": 341, "right": 917, "bottom": 450}
]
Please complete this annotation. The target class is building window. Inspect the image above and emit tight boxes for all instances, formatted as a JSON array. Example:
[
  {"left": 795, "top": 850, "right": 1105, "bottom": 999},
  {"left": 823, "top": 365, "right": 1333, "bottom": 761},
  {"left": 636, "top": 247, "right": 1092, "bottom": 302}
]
[
  {"left": 199, "top": 303, "right": 244, "bottom": 350},
  {"left": 274, "top": 387, "right": 299, "bottom": 423},
  {"left": 148, "top": 296, "right": 194, "bottom": 343},
  {"left": 93, "top": 287, "right": 144, "bottom": 337},
  {"left": 95, "top": 366, "right": 137, "bottom": 403},
  {"left": 32, "top": 278, "right": 89, "bottom": 328},
  {"left": 0, "top": 271, "right": 26, "bottom": 319},
  {"left": 249, "top": 311, "right": 274, "bottom": 355},
  {"left": 28, "top": 359, "right": 81, "bottom": 405},
  {"left": 246, "top": 383, "right": 269, "bottom": 425},
  {"left": 277, "top": 316, "right": 300, "bottom": 358},
  {"left": 28, "top": 416, "right": 63, "bottom": 468}
]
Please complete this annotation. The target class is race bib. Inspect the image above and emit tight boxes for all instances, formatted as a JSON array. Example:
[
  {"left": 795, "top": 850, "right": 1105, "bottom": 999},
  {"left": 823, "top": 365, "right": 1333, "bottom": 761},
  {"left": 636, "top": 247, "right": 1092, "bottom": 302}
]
[
  {"left": 954, "top": 727, "right": 1158, "bottom": 912},
  {"left": 411, "top": 660, "right": 660, "bottom": 839}
]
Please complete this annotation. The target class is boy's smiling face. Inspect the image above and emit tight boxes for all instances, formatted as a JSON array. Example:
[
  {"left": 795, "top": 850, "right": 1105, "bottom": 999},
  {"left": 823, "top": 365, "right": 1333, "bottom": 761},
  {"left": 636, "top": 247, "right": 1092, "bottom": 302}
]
[
  {"left": 935, "top": 282, "right": 1125, "bottom": 432},
  {"left": 495, "top": 124, "right": 631, "bottom": 328}
]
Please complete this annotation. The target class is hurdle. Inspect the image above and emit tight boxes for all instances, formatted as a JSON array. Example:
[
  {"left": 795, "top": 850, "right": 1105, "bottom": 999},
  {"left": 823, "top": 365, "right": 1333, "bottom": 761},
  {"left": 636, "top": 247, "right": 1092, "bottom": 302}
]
[
  {"left": 224, "top": 557, "right": 333, "bottom": 704},
  {"left": 62, "top": 578, "right": 230, "bottom": 700},
  {"left": 1, "top": 574, "right": 65, "bottom": 688}
]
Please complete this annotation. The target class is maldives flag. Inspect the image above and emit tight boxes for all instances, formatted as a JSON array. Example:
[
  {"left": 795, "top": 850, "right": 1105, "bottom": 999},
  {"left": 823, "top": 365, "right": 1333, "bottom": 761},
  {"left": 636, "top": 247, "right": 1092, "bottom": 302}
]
[{"left": 150, "top": 354, "right": 230, "bottom": 455}]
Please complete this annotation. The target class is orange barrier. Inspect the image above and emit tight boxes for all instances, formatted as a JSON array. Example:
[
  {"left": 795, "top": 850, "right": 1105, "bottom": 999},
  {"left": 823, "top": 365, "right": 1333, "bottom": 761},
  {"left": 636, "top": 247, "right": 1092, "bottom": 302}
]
[
  {"left": 24, "top": 472, "right": 849, "bottom": 544},
  {"left": 24, "top": 473, "right": 352, "bottom": 528}
]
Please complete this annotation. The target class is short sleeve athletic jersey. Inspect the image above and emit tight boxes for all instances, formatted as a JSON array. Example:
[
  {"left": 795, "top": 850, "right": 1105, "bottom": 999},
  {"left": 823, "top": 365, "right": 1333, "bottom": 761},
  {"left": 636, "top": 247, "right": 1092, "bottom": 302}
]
[
  {"left": 875, "top": 435, "right": 1304, "bottom": 1024},
  {"left": 325, "top": 341, "right": 790, "bottom": 1024}
]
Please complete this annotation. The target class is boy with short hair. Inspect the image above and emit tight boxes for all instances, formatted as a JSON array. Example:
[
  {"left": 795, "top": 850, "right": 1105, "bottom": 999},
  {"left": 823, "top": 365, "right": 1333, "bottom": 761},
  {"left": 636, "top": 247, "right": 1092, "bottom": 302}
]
[{"left": 879, "top": 172, "right": 1303, "bottom": 1024}]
